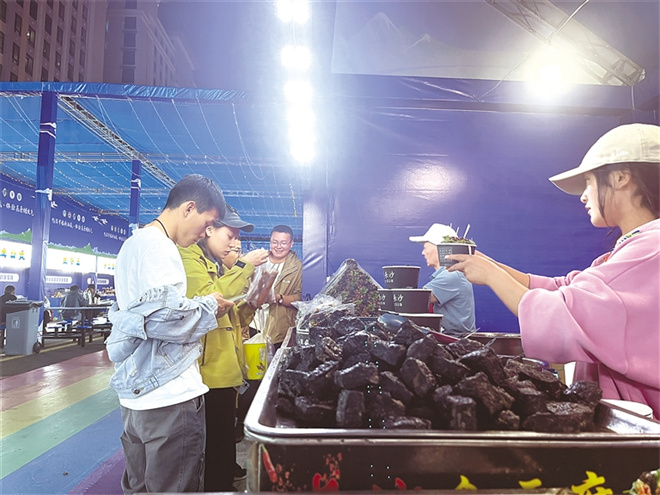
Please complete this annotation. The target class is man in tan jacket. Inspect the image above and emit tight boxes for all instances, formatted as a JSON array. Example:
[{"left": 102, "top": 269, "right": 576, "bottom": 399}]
[{"left": 261, "top": 225, "right": 302, "bottom": 349}]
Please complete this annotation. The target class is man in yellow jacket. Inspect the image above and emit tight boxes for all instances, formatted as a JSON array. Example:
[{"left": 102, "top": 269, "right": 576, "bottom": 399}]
[{"left": 179, "top": 204, "right": 268, "bottom": 492}]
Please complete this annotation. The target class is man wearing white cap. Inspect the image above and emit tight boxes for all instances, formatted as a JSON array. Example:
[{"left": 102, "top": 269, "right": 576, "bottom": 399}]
[{"left": 410, "top": 223, "right": 476, "bottom": 335}]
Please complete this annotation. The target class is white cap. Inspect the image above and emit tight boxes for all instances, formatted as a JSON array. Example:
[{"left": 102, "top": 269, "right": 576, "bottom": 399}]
[
  {"left": 549, "top": 123, "right": 660, "bottom": 195},
  {"left": 409, "top": 223, "right": 457, "bottom": 245}
]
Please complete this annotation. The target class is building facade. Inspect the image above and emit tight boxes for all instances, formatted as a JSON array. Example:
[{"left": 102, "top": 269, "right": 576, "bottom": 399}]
[{"left": 0, "top": 0, "right": 195, "bottom": 87}]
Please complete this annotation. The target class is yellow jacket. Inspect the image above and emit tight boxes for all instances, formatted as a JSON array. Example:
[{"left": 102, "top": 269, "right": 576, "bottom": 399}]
[{"left": 179, "top": 243, "right": 256, "bottom": 389}]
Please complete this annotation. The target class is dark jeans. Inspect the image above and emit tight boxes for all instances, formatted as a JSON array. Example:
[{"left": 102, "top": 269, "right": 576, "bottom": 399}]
[
  {"left": 119, "top": 396, "right": 206, "bottom": 493},
  {"left": 204, "top": 388, "right": 237, "bottom": 492}
]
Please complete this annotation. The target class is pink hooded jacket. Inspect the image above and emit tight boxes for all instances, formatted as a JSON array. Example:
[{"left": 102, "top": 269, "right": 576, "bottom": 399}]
[{"left": 519, "top": 218, "right": 660, "bottom": 419}]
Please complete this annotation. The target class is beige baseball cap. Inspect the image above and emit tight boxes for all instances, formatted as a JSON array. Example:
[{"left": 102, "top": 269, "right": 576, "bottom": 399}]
[{"left": 549, "top": 123, "right": 660, "bottom": 195}]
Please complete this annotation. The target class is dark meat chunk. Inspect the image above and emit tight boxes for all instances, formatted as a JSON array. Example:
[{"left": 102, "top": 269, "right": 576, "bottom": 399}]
[
  {"left": 315, "top": 336, "right": 343, "bottom": 363},
  {"left": 369, "top": 340, "right": 406, "bottom": 367},
  {"left": 334, "top": 362, "right": 379, "bottom": 390},
  {"left": 278, "top": 369, "right": 308, "bottom": 398},
  {"left": 458, "top": 347, "right": 507, "bottom": 386},
  {"left": 522, "top": 402, "right": 595, "bottom": 433},
  {"left": 366, "top": 391, "right": 406, "bottom": 423},
  {"left": 510, "top": 383, "right": 547, "bottom": 418},
  {"left": 309, "top": 325, "right": 334, "bottom": 345},
  {"left": 341, "top": 351, "right": 373, "bottom": 370},
  {"left": 365, "top": 321, "right": 390, "bottom": 341},
  {"left": 563, "top": 380, "right": 602, "bottom": 408},
  {"left": 504, "top": 359, "right": 566, "bottom": 398},
  {"left": 282, "top": 346, "right": 303, "bottom": 370},
  {"left": 383, "top": 416, "right": 432, "bottom": 430},
  {"left": 406, "top": 335, "right": 440, "bottom": 362},
  {"left": 454, "top": 372, "right": 515, "bottom": 417},
  {"left": 335, "top": 316, "right": 366, "bottom": 337},
  {"left": 294, "top": 396, "right": 336, "bottom": 427},
  {"left": 308, "top": 306, "right": 353, "bottom": 330},
  {"left": 341, "top": 331, "right": 377, "bottom": 357},
  {"left": 399, "top": 358, "right": 437, "bottom": 397},
  {"left": 336, "top": 389, "right": 365, "bottom": 428},
  {"left": 447, "top": 338, "right": 485, "bottom": 358},
  {"left": 492, "top": 409, "right": 520, "bottom": 430},
  {"left": 428, "top": 353, "right": 470, "bottom": 385},
  {"left": 379, "top": 371, "right": 414, "bottom": 405},
  {"left": 307, "top": 360, "right": 340, "bottom": 400},
  {"left": 296, "top": 345, "right": 320, "bottom": 372},
  {"left": 437, "top": 395, "right": 478, "bottom": 431},
  {"left": 276, "top": 396, "right": 296, "bottom": 418},
  {"left": 430, "top": 384, "right": 453, "bottom": 406},
  {"left": 393, "top": 321, "right": 427, "bottom": 346},
  {"left": 406, "top": 399, "right": 435, "bottom": 421}
]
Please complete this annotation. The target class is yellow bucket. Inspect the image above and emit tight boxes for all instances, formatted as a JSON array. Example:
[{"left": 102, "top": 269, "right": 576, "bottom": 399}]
[{"left": 244, "top": 342, "right": 267, "bottom": 380}]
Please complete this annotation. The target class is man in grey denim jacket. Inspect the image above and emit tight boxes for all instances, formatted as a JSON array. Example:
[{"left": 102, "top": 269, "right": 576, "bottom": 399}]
[{"left": 106, "top": 175, "right": 234, "bottom": 494}]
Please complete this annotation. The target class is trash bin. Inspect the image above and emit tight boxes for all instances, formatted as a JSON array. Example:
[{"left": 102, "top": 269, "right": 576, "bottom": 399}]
[{"left": 4, "top": 300, "right": 43, "bottom": 355}]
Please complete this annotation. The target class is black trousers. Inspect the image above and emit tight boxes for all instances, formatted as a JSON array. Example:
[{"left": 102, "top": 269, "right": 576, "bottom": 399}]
[{"left": 204, "top": 388, "right": 237, "bottom": 492}]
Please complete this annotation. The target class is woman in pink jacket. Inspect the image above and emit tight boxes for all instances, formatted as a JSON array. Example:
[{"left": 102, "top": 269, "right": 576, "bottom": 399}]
[{"left": 448, "top": 123, "right": 660, "bottom": 419}]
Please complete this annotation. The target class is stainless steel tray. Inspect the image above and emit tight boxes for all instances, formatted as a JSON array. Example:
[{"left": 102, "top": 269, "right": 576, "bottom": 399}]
[{"left": 244, "top": 331, "right": 660, "bottom": 492}]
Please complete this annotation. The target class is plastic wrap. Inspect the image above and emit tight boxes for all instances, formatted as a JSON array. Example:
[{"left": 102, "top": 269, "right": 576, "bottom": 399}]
[
  {"left": 245, "top": 265, "right": 278, "bottom": 308},
  {"left": 318, "top": 259, "right": 382, "bottom": 317}
]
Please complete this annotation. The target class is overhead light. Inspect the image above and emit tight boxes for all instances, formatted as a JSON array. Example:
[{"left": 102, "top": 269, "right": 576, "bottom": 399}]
[
  {"left": 290, "top": 140, "right": 315, "bottom": 164},
  {"left": 276, "top": 0, "right": 309, "bottom": 24},
  {"left": 281, "top": 45, "right": 311, "bottom": 72},
  {"left": 286, "top": 105, "right": 315, "bottom": 129},
  {"left": 283, "top": 80, "right": 313, "bottom": 103}
]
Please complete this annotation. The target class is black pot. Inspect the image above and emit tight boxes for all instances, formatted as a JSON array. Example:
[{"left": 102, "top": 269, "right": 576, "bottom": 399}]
[
  {"left": 391, "top": 288, "right": 431, "bottom": 313},
  {"left": 382, "top": 265, "right": 420, "bottom": 289},
  {"left": 377, "top": 289, "right": 394, "bottom": 311},
  {"left": 437, "top": 243, "right": 476, "bottom": 267}
]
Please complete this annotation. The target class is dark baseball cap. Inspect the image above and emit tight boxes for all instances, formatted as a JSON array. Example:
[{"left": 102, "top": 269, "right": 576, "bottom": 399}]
[{"left": 217, "top": 204, "right": 254, "bottom": 232}]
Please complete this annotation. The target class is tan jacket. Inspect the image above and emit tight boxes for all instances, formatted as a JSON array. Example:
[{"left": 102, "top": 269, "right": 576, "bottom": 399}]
[{"left": 263, "top": 251, "right": 302, "bottom": 344}]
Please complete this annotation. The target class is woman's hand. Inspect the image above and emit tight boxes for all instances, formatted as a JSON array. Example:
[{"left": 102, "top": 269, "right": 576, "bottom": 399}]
[
  {"left": 446, "top": 253, "right": 501, "bottom": 286},
  {"left": 242, "top": 248, "right": 269, "bottom": 267}
]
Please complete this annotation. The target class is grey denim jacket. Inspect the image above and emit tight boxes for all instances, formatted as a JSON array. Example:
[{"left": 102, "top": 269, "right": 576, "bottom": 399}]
[{"left": 106, "top": 284, "right": 218, "bottom": 399}]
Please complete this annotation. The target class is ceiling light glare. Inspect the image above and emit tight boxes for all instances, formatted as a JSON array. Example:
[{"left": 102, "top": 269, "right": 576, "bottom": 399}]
[
  {"left": 286, "top": 105, "right": 315, "bottom": 129},
  {"left": 277, "top": 0, "right": 309, "bottom": 24},
  {"left": 281, "top": 45, "right": 311, "bottom": 72},
  {"left": 289, "top": 127, "right": 316, "bottom": 146},
  {"left": 283, "top": 80, "right": 313, "bottom": 103},
  {"left": 290, "top": 140, "right": 315, "bottom": 164}
]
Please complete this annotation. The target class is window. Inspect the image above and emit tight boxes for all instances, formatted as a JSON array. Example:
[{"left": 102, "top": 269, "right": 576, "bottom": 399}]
[
  {"left": 121, "top": 67, "right": 134, "bottom": 83},
  {"left": 0, "top": 31, "right": 4, "bottom": 54},
  {"left": 124, "top": 17, "right": 136, "bottom": 29},
  {"left": 122, "top": 50, "right": 135, "bottom": 65},
  {"left": 56, "top": 26, "right": 63, "bottom": 44},
  {"left": 27, "top": 26, "right": 36, "bottom": 47},
  {"left": 25, "top": 53, "right": 33, "bottom": 75},
  {"left": 43, "top": 40, "right": 50, "bottom": 60},
  {"left": 15, "top": 13, "right": 22, "bottom": 35},
  {"left": 29, "top": 0, "right": 37, "bottom": 20},
  {"left": 123, "top": 32, "right": 136, "bottom": 48},
  {"left": 71, "top": 16, "right": 76, "bottom": 34},
  {"left": 79, "top": 50, "right": 84, "bottom": 66},
  {"left": 67, "top": 63, "right": 73, "bottom": 80},
  {"left": 55, "top": 51, "right": 61, "bottom": 69},
  {"left": 45, "top": 13, "right": 52, "bottom": 34},
  {"left": 58, "top": 1, "right": 64, "bottom": 20},
  {"left": 10, "top": 72, "right": 18, "bottom": 82},
  {"left": 41, "top": 67, "right": 48, "bottom": 81},
  {"left": 12, "top": 43, "right": 20, "bottom": 65},
  {"left": 80, "top": 27, "right": 86, "bottom": 44},
  {"left": 69, "top": 39, "right": 75, "bottom": 56},
  {"left": 125, "top": 0, "right": 137, "bottom": 9},
  {"left": 82, "top": 4, "right": 87, "bottom": 20},
  {"left": 0, "top": 1, "right": 6, "bottom": 23}
]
